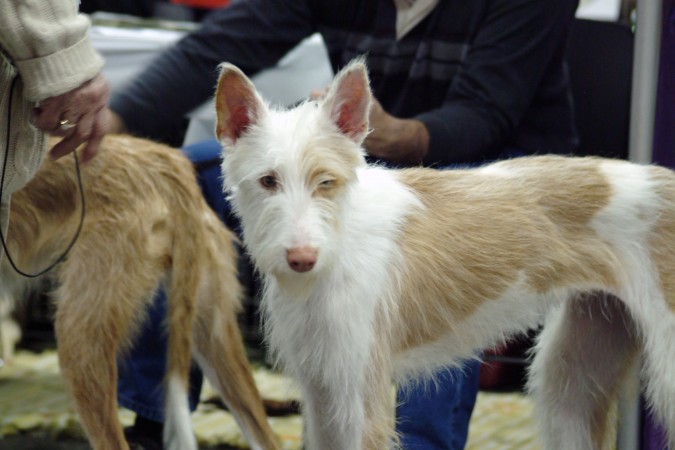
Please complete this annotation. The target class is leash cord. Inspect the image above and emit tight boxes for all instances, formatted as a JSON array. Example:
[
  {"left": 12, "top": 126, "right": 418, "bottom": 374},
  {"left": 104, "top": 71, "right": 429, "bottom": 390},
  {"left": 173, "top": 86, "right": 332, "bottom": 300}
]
[{"left": 1, "top": 75, "right": 85, "bottom": 278}]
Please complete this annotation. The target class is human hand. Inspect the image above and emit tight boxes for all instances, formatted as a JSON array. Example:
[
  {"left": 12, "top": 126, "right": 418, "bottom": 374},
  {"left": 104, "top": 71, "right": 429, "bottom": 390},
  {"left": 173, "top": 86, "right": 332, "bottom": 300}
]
[
  {"left": 31, "top": 73, "right": 111, "bottom": 163},
  {"left": 362, "top": 98, "right": 429, "bottom": 165}
]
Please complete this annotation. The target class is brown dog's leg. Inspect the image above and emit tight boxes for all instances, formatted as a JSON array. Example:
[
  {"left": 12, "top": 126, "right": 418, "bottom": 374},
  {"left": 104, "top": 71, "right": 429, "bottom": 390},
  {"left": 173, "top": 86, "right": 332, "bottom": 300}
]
[
  {"left": 192, "top": 291, "right": 280, "bottom": 450},
  {"left": 163, "top": 273, "right": 200, "bottom": 450},
  {"left": 54, "top": 244, "right": 162, "bottom": 450},
  {"left": 55, "top": 286, "right": 138, "bottom": 449}
]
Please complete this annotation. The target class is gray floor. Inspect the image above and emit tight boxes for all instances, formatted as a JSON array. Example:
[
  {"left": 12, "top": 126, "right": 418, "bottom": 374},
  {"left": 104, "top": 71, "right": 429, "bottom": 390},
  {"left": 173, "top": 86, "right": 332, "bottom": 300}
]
[{"left": 0, "top": 435, "right": 91, "bottom": 449}]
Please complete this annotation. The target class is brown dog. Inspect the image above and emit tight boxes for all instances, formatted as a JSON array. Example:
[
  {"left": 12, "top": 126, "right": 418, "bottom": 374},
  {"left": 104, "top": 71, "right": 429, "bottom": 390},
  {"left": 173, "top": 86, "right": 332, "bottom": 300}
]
[{"left": 1, "top": 135, "right": 279, "bottom": 450}]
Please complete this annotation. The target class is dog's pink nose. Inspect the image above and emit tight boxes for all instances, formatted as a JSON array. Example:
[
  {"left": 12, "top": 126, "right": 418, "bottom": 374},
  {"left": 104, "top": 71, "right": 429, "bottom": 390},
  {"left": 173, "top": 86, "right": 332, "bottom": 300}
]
[{"left": 286, "top": 246, "right": 318, "bottom": 273}]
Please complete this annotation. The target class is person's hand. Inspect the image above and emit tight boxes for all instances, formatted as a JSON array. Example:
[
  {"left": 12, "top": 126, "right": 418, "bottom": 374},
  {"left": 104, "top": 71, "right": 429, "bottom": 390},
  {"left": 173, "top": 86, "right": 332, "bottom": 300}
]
[
  {"left": 310, "top": 87, "right": 428, "bottom": 165},
  {"left": 363, "top": 98, "right": 429, "bottom": 165},
  {"left": 31, "top": 73, "right": 111, "bottom": 163}
]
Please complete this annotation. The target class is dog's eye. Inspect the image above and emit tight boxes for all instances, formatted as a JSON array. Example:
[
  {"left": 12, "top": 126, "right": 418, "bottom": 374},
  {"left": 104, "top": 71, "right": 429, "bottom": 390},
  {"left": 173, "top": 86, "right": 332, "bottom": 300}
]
[
  {"left": 259, "top": 175, "right": 278, "bottom": 190},
  {"left": 319, "top": 179, "right": 335, "bottom": 189}
]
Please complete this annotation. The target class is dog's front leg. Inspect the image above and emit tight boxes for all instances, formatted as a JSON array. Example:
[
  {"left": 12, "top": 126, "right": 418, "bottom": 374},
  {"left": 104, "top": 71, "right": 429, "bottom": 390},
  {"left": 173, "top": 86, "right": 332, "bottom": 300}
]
[
  {"left": 301, "top": 376, "right": 366, "bottom": 450},
  {"left": 362, "top": 352, "right": 398, "bottom": 450},
  {"left": 299, "top": 348, "right": 395, "bottom": 450}
]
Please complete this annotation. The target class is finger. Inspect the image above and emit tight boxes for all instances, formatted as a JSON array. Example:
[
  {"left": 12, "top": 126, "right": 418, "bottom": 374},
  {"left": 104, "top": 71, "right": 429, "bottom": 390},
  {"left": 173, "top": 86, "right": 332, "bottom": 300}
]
[
  {"left": 49, "top": 134, "right": 83, "bottom": 161},
  {"left": 80, "top": 109, "right": 110, "bottom": 163},
  {"left": 81, "top": 134, "right": 102, "bottom": 164},
  {"left": 32, "top": 100, "right": 66, "bottom": 131},
  {"left": 45, "top": 116, "right": 81, "bottom": 137},
  {"left": 31, "top": 73, "right": 108, "bottom": 131},
  {"left": 51, "top": 107, "right": 108, "bottom": 162},
  {"left": 73, "top": 110, "right": 95, "bottom": 144},
  {"left": 48, "top": 114, "right": 90, "bottom": 160},
  {"left": 46, "top": 124, "right": 74, "bottom": 138}
]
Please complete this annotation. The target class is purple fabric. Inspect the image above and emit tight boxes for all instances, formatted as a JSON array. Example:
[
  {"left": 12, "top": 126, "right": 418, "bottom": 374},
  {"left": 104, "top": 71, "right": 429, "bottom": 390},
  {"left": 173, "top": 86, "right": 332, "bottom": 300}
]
[
  {"left": 652, "top": 0, "right": 675, "bottom": 167},
  {"left": 643, "top": 406, "right": 669, "bottom": 450},
  {"left": 643, "top": 4, "right": 674, "bottom": 450}
]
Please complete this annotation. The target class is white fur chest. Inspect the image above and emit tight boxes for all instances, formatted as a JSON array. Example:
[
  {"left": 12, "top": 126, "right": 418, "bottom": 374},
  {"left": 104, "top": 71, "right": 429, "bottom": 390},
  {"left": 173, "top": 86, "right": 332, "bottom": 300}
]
[{"left": 260, "top": 167, "right": 421, "bottom": 383}]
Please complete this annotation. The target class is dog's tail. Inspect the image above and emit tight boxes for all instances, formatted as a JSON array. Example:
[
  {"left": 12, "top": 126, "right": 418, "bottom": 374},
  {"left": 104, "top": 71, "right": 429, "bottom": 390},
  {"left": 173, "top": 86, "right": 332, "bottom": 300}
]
[{"left": 162, "top": 169, "right": 204, "bottom": 450}]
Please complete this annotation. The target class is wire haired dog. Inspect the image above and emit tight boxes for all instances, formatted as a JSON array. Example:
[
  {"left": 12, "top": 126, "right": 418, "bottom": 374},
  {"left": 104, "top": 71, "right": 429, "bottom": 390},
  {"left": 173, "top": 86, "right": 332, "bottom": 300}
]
[
  {"left": 0, "top": 135, "right": 279, "bottom": 450},
  {"left": 214, "top": 59, "right": 675, "bottom": 450}
]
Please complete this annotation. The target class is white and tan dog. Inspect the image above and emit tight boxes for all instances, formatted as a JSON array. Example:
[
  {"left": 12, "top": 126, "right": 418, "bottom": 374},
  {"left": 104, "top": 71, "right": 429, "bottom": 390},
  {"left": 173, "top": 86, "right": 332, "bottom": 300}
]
[
  {"left": 1, "top": 135, "right": 279, "bottom": 450},
  {"left": 214, "top": 59, "right": 675, "bottom": 450}
]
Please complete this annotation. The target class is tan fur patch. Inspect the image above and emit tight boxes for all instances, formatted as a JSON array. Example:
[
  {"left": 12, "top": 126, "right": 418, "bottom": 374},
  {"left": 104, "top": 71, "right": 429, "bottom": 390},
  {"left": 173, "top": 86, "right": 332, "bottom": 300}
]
[
  {"left": 646, "top": 165, "right": 675, "bottom": 313},
  {"left": 302, "top": 134, "right": 362, "bottom": 198},
  {"left": 393, "top": 156, "right": 616, "bottom": 352}
]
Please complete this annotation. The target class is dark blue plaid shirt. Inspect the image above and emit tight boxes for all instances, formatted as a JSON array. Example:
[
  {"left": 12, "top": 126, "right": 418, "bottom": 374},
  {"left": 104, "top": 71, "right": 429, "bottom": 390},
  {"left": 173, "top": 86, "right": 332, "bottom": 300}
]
[{"left": 112, "top": 0, "right": 579, "bottom": 165}]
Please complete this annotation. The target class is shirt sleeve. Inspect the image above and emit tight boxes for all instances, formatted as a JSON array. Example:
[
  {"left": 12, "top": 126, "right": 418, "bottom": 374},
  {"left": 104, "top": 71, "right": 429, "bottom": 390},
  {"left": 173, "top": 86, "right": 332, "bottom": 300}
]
[
  {"left": 0, "top": 0, "right": 104, "bottom": 102},
  {"left": 110, "top": 0, "right": 316, "bottom": 145},
  {"left": 416, "top": 0, "right": 578, "bottom": 165}
]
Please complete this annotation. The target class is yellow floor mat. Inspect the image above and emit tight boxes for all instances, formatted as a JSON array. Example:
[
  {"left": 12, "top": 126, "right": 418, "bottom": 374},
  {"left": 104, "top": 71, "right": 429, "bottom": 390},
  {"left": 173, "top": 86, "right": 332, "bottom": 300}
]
[{"left": 0, "top": 350, "right": 541, "bottom": 449}]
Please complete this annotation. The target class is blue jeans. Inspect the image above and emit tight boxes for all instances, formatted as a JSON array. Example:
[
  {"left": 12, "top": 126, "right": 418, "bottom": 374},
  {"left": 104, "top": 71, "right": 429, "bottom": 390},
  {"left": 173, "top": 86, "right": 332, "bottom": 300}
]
[
  {"left": 117, "top": 139, "right": 480, "bottom": 448},
  {"left": 397, "top": 361, "right": 480, "bottom": 450}
]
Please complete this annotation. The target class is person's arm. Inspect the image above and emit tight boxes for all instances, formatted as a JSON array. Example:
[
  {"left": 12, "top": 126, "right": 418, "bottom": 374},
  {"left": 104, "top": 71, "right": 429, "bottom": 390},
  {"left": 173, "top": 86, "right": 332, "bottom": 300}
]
[
  {"left": 0, "top": 0, "right": 109, "bottom": 161},
  {"left": 413, "top": 0, "right": 579, "bottom": 165},
  {"left": 0, "top": 0, "right": 104, "bottom": 101},
  {"left": 110, "top": 0, "right": 317, "bottom": 145},
  {"left": 364, "top": 99, "right": 429, "bottom": 165}
]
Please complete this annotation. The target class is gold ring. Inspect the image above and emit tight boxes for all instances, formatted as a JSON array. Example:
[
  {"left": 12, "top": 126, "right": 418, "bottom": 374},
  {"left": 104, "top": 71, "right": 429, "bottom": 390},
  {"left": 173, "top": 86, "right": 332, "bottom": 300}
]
[{"left": 58, "top": 119, "right": 77, "bottom": 131}]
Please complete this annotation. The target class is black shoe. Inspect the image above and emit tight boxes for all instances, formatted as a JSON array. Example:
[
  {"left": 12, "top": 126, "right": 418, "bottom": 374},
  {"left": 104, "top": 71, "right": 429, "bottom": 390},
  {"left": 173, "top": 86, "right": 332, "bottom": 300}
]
[{"left": 123, "top": 415, "right": 164, "bottom": 450}]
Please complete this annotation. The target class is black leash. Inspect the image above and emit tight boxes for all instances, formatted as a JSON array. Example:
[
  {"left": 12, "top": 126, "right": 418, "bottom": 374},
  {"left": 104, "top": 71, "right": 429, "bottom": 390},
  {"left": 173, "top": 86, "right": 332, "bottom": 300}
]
[{"left": 1, "top": 75, "right": 85, "bottom": 278}]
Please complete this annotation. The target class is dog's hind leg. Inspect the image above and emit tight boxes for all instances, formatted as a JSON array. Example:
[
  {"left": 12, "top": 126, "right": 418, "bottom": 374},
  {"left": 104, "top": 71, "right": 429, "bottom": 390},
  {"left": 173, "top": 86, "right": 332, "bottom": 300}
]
[
  {"left": 54, "top": 255, "right": 160, "bottom": 450},
  {"left": 163, "top": 269, "right": 200, "bottom": 450},
  {"left": 192, "top": 286, "right": 280, "bottom": 450},
  {"left": 528, "top": 292, "right": 639, "bottom": 450}
]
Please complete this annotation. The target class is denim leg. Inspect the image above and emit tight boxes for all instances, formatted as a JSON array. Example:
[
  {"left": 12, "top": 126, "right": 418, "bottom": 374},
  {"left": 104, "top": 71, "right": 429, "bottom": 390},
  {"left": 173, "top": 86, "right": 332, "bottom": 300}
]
[
  {"left": 181, "top": 138, "right": 240, "bottom": 234},
  {"left": 117, "top": 289, "right": 203, "bottom": 421},
  {"left": 396, "top": 361, "right": 481, "bottom": 450},
  {"left": 117, "top": 139, "right": 230, "bottom": 420}
]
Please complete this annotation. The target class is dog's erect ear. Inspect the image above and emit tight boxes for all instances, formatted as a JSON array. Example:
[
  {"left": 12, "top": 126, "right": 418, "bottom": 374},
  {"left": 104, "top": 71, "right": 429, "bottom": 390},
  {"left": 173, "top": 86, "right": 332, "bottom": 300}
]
[
  {"left": 215, "top": 63, "right": 265, "bottom": 146},
  {"left": 322, "top": 59, "right": 372, "bottom": 144}
]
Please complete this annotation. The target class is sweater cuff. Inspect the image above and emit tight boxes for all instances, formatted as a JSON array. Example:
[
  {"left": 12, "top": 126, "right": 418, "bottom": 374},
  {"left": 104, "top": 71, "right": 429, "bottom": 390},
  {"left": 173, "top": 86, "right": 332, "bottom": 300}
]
[{"left": 15, "top": 35, "right": 104, "bottom": 102}]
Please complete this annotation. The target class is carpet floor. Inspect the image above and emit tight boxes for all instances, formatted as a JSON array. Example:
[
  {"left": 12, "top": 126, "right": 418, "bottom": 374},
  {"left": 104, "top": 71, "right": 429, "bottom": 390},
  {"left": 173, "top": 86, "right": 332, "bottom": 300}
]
[{"left": 0, "top": 350, "right": 541, "bottom": 449}]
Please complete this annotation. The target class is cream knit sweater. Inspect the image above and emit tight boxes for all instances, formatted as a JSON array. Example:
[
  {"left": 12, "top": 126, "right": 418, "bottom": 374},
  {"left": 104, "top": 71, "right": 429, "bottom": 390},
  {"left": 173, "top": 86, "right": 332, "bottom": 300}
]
[{"left": 0, "top": 0, "right": 103, "bottom": 238}]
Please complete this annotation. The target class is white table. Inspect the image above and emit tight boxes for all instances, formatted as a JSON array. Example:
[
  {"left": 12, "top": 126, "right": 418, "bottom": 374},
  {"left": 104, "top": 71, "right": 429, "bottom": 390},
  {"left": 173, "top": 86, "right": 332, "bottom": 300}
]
[{"left": 91, "top": 25, "right": 333, "bottom": 146}]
